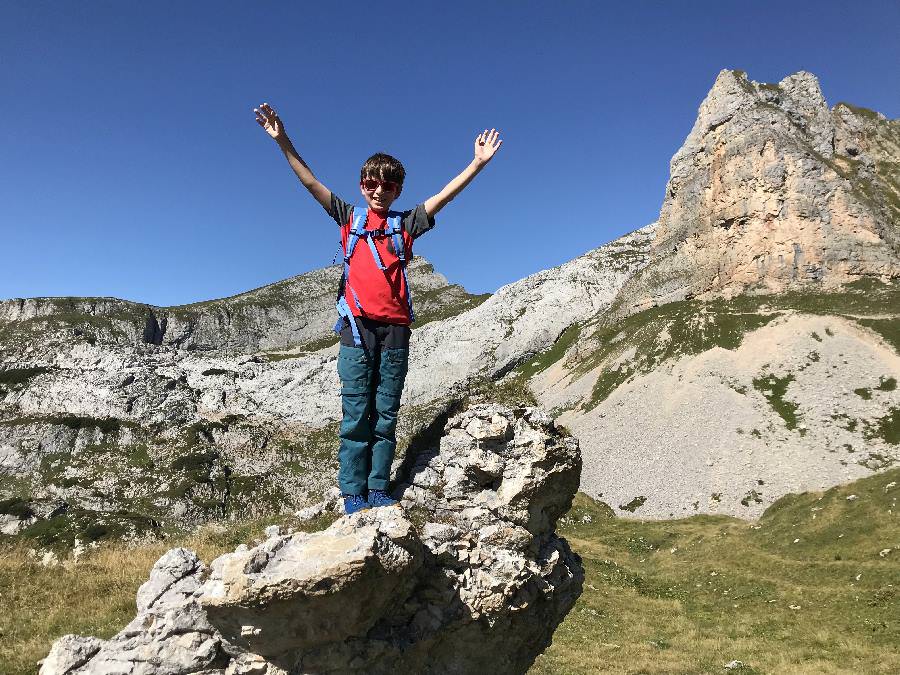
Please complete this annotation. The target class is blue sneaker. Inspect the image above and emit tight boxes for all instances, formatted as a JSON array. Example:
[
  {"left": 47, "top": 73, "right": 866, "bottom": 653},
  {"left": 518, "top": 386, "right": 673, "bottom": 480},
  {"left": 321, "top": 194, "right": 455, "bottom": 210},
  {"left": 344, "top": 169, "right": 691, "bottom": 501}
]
[
  {"left": 367, "top": 489, "right": 399, "bottom": 508},
  {"left": 343, "top": 494, "right": 369, "bottom": 515}
]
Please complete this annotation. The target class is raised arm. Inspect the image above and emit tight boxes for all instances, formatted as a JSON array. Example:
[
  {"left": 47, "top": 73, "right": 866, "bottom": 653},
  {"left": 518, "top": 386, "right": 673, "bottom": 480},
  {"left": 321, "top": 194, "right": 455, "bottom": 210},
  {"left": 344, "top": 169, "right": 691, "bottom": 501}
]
[
  {"left": 254, "top": 102, "right": 332, "bottom": 212},
  {"left": 423, "top": 129, "right": 503, "bottom": 217}
]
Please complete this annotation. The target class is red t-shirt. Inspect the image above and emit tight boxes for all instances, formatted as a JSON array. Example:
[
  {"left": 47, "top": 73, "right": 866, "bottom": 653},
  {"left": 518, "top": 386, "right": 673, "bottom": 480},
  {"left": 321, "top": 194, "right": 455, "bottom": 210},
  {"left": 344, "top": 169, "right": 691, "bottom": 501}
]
[
  {"left": 328, "top": 194, "right": 435, "bottom": 324},
  {"left": 340, "top": 208, "right": 416, "bottom": 324}
]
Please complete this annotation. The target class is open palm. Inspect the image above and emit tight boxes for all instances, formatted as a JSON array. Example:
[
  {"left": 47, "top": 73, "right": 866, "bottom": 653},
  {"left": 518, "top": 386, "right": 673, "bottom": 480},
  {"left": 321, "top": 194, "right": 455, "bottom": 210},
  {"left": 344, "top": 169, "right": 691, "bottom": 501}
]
[
  {"left": 474, "top": 129, "right": 502, "bottom": 163},
  {"left": 254, "top": 102, "right": 284, "bottom": 140}
]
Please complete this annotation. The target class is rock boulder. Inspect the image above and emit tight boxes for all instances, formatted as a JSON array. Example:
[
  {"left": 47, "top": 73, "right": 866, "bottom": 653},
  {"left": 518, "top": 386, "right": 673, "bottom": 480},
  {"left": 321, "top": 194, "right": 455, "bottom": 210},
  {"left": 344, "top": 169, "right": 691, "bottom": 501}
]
[{"left": 41, "top": 403, "right": 583, "bottom": 675}]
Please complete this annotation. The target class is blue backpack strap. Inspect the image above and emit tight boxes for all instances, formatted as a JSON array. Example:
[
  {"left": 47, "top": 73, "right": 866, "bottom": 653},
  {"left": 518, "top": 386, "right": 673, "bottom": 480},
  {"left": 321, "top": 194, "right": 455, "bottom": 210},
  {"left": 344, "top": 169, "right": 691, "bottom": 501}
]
[
  {"left": 387, "top": 213, "right": 405, "bottom": 262},
  {"left": 346, "top": 207, "right": 367, "bottom": 258},
  {"left": 385, "top": 212, "right": 415, "bottom": 323},
  {"left": 333, "top": 207, "right": 367, "bottom": 347},
  {"left": 335, "top": 296, "right": 362, "bottom": 346},
  {"left": 344, "top": 208, "right": 367, "bottom": 308},
  {"left": 365, "top": 235, "right": 387, "bottom": 271}
]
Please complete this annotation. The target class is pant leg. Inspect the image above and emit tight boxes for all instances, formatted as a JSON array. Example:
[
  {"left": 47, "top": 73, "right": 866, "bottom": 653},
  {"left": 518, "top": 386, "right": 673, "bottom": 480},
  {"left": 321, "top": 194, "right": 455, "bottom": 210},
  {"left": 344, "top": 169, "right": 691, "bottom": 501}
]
[
  {"left": 368, "top": 346, "right": 408, "bottom": 491},
  {"left": 336, "top": 343, "right": 374, "bottom": 495}
]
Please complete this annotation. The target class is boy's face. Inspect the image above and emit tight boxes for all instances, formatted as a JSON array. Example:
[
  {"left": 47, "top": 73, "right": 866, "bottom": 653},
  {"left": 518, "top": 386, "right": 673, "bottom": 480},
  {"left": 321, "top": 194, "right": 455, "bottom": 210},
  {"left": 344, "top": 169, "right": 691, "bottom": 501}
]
[{"left": 360, "top": 176, "right": 402, "bottom": 214}]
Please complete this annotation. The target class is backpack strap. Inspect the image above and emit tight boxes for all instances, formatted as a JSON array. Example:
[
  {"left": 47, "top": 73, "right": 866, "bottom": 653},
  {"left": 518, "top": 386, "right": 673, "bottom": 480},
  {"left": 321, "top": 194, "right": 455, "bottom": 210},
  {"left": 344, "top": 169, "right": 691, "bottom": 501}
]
[
  {"left": 387, "top": 213, "right": 405, "bottom": 262},
  {"left": 334, "top": 297, "right": 362, "bottom": 347},
  {"left": 350, "top": 206, "right": 387, "bottom": 270},
  {"left": 346, "top": 208, "right": 367, "bottom": 258},
  {"left": 334, "top": 207, "right": 368, "bottom": 347},
  {"left": 385, "top": 213, "right": 415, "bottom": 323}
]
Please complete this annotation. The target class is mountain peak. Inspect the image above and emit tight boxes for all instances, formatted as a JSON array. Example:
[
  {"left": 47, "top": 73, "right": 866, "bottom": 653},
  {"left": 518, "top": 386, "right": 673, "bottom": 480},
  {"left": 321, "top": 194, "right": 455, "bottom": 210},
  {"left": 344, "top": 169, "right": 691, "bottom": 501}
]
[{"left": 615, "top": 68, "right": 900, "bottom": 312}]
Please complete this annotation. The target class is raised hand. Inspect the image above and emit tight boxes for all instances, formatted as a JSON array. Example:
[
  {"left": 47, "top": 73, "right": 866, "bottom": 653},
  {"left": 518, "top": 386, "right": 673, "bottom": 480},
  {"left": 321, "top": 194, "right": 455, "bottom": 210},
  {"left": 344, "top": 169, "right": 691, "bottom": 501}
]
[
  {"left": 474, "top": 128, "right": 503, "bottom": 164},
  {"left": 254, "top": 102, "right": 285, "bottom": 141}
]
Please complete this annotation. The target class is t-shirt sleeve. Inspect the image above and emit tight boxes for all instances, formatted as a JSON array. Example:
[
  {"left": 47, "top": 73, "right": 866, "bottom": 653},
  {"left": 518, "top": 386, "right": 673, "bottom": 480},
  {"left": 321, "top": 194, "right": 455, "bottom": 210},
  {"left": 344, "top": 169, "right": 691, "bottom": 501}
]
[
  {"left": 403, "top": 204, "right": 436, "bottom": 240},
  {"left": 328, "top": 193, "right": 354, "bottom": 227}
]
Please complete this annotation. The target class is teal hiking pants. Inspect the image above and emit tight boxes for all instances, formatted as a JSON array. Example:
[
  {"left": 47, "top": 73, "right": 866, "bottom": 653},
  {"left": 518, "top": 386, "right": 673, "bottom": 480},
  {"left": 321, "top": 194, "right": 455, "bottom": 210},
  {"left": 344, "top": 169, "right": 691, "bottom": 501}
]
[{"left": 336, "top": 318, "right": 410, "bottom": 495}]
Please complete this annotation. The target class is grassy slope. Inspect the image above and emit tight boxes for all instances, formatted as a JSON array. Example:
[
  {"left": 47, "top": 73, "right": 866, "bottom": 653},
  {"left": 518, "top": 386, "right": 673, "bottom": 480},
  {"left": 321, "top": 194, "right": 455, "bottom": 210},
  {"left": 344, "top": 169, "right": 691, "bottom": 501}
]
[
  {"left": 531, "top": 467, "right": 900, "bottom": 674},
  {"left": 2, "top": 469, "right": 897, "bottom": 674}
]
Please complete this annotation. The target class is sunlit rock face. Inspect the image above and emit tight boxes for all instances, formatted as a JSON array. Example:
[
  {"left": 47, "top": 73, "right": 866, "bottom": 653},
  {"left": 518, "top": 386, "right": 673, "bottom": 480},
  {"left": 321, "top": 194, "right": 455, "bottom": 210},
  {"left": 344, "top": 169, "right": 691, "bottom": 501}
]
[
  {"left": 616, "top": 69, "right": 900, "bottom": 312},
  {"left": 41, "top": 403, "right": 583, "bottom": 675}
]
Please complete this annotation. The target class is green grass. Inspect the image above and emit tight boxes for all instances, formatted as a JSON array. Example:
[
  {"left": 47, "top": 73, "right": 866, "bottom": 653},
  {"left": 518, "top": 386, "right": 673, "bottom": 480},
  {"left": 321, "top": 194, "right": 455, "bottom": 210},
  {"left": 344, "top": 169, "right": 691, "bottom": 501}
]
[
  {"left": 0, "top": 367, "right": 50, "bottom": 386},
  {"left": 2, "top": 469, "right": 898, "bottom": 673},
  {"left": 859, "top": 317, "right": 900, "bottom": 353},
  {"left": 532, "top": 467, "right": 900, "bottom": 674},
  {"left": 865, "top": 408, "right": 900, "bottom": 445},
  {"left": 877, "top": 377, "right": 898, "bottom": 392},
  {"left": 753, "top": 374, "right": 801, "bottom": 431},
  {"left": 518, "top": 323, "right": 581, "bottom": 381}
]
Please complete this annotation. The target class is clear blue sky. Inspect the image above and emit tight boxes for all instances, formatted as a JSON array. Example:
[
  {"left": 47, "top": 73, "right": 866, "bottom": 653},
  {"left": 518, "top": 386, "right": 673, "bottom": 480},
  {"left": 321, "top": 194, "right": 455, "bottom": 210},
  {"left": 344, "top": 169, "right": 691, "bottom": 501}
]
[{"left": 2, "top": 1, "right": 898, "bottom": 305}]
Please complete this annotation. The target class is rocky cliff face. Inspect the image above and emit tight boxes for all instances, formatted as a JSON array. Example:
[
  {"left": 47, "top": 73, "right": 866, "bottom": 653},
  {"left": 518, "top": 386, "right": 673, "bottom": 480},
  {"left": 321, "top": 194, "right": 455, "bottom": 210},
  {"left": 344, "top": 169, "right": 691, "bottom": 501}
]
[
  {"left": 40, "top": 403, "right": 583, "bottom": 675},
  {"left": 615, "top": 70, "right": 900, "bottom": 313},
  {"left": 0, "top": 258, "right": 478, "bottom": 355}
]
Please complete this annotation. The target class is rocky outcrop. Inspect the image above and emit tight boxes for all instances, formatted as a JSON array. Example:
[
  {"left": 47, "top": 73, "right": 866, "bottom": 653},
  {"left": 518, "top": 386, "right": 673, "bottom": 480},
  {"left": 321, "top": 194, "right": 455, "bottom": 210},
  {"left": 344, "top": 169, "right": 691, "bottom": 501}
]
[
  {"left": 41, "top": 547, "right": 225, "bottom": 673},
  {"left": 40, "top": 403, "right": 583, "bottom": 675},
  {"left": 615, "top": 70, "right": 900, "bottom": 313},
  {"left": 0, "top": 258, "right": 476, "bottom": 355}
]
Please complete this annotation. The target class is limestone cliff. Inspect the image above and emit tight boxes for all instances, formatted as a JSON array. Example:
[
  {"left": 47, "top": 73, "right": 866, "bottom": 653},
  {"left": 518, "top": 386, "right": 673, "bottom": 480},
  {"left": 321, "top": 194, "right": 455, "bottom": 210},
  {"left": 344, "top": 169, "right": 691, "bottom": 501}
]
[{"left": 615, "top": 69, "right": 900, "bottom": 313}]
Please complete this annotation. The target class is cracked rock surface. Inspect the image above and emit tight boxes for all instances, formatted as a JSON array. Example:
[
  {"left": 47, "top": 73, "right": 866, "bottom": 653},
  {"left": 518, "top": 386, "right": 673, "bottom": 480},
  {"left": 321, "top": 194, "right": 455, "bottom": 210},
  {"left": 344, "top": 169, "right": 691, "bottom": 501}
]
[{"left": 41, "top": 403, "right": 583, "bottom": 675}]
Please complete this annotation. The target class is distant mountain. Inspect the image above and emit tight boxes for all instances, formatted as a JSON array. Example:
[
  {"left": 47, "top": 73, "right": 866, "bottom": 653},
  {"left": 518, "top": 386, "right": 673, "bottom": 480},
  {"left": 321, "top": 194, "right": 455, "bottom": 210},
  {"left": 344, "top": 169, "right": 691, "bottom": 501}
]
[
  {"left": 0, "top": 257, "right": 484, "bottom": 355},
  {"left": 524, "top": 71, "right": 900, "bottom": 518}
]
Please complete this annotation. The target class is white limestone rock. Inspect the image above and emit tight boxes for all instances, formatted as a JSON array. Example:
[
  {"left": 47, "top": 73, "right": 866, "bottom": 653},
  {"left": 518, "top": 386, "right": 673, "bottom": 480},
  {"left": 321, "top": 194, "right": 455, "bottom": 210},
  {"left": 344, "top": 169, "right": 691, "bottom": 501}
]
[{"left": 42, "top": 403, "right": 583, "bottom": 675}]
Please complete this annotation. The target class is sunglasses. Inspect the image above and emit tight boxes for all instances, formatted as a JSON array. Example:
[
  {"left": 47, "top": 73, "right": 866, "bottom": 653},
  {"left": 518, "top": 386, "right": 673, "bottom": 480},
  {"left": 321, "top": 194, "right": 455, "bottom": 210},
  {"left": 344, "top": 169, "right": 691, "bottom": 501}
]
[{"left": 361, "top": 178, "right": 400, "bottom": 193}]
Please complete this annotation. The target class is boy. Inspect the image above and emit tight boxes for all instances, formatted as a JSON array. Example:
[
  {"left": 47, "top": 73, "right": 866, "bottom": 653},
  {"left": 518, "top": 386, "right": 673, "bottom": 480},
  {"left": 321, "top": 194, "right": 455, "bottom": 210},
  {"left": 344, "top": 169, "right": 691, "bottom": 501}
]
[{"left": 253, "top": 102, "right": 502, "bottom": 514}]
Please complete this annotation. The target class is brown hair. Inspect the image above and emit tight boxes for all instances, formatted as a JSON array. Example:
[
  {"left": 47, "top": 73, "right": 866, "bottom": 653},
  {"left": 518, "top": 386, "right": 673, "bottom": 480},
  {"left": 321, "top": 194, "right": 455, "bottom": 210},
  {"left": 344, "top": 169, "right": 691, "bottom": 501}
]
[{"left": 360, "top": 153, "right": 406, "bottom": 186}]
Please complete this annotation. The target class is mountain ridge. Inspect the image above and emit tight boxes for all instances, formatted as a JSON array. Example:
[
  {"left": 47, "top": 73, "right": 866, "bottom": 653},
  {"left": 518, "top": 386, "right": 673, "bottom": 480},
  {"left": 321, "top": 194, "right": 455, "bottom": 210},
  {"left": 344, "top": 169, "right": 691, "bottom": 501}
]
[{"left": 1, "top": 68, "right": 898, "bottom": 542}]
